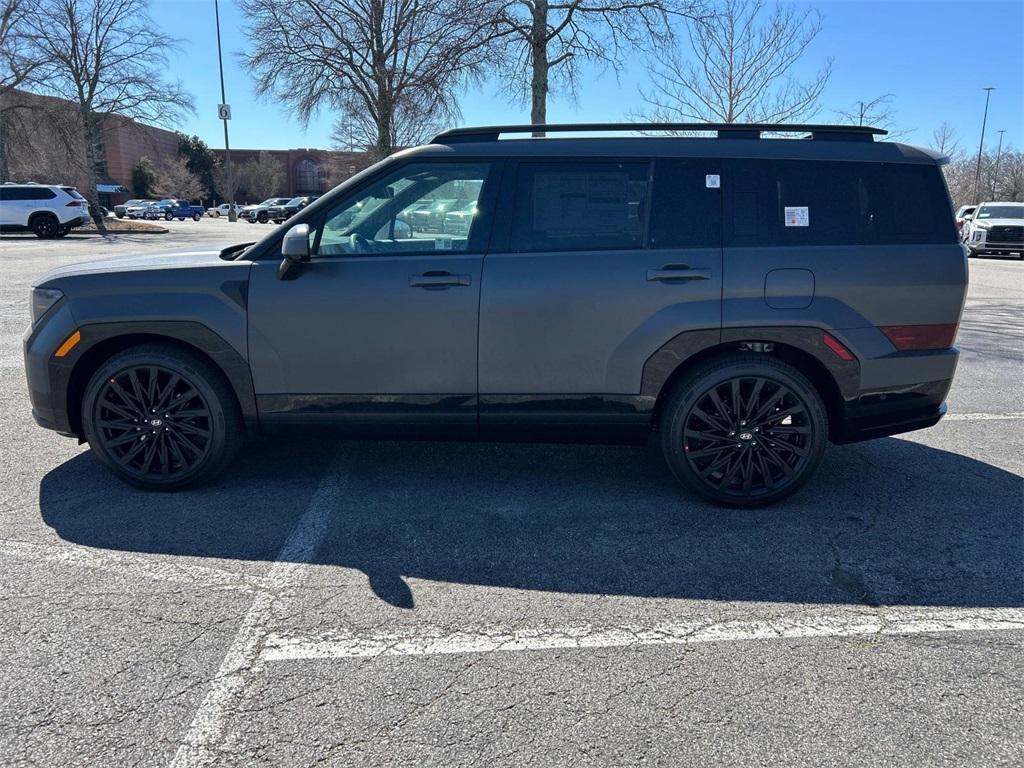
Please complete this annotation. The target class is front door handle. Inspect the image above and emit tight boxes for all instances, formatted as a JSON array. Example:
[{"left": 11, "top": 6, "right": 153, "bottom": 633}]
[
  {"left": 646, "top": 264, "right": 712, "bottom": 283},
  {"left": 409, "top": 271, "right": 472, "bottom": 288}
]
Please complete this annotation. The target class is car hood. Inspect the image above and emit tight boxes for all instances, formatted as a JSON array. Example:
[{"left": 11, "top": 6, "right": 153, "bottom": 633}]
[
  {"left": 33, "top": 247, "right": 245, "bottom": 287},
  {"left": 976, "top": 218, "right": 1023, "bottom": 227}
]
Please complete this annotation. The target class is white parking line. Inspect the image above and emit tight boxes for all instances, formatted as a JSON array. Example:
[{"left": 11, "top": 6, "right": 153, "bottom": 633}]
[
  {"left": 261, "top": 608, "right": 1024, "bottom": 662},
  {"left": 168, "top": 448, "right": 350, "bottom": 768},
  {"left": 943, "top": 412, "right": 1024, "bottom": 421},
  {"left": 0, "top": 539, "right": 268, "bottom": 593}
]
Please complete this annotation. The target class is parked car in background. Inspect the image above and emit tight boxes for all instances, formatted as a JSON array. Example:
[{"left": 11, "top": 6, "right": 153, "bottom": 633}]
[
  {"left": 23, "top": 122, "right": 967, "bottom": 506},
  {"left": 115, "top": 199, "right": 146, "bottom": 218},
  {"left": 406, "top": 198, "right": 459, "bottom": 233},
  {"left": 0, "top": 182, "right": 89, "bottom": 238},
  {"left": 143, "top": 199, "right": 204, "bottom": 221},
  {"left": 125, "top": 200, "right": 156, "bottom": 219},
  {"left": 207, "top": 203, "right": 243, "bottom": 217},
  {"left": 269, "top": 196, "right": 318, "bottom": 224},
  {"left": 245, "top": 197, "right": 293, "bottom": 224},
  {"left": 954, "top": 204, "right": 976, "bottom": 237},
  {"left": 963, "top": 201, "right": 1024, "bottom": 258},
  {"left": 442, "top": 200, "right": 477, "bottom": 236}
]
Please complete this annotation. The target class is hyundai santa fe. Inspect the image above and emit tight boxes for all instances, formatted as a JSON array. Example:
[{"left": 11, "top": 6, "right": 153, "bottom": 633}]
[{"left": 23, "top": 123, "right": 968, "bottom": 507}]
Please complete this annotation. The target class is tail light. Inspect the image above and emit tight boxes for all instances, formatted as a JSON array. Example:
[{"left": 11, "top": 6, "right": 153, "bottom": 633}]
[
  {"left": 879, "top": 324, "right": 958, "bottom": 351},
  {"left": 66, "top": 200, "right": 84, "bottom": 207}
]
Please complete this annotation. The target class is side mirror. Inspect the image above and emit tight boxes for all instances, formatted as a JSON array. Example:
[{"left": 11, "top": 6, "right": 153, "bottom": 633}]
[
  {"left": 281, "top": 223, "right": 310, "bottom": 262},
  {"left": 278, "top": 223, "right": 310, "bottom": 280}
]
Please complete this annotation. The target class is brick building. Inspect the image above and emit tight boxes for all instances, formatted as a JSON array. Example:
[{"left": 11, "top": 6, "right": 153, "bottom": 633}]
[{"left": 1, "top": 89, "right": 371, "bottom": 206}]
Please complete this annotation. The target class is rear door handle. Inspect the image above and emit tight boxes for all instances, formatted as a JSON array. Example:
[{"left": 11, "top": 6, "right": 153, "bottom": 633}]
[
  {"left": 409, "top": 272, "right": 472, "bottom": 288},
  {"left": 646, "top": 265, "right": 712, "bottom": 283}
]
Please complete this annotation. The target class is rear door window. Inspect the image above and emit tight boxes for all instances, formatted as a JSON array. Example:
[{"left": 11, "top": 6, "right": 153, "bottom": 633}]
[
  {"left": 648, "top": 159, "right": 722, "bottom": 249},
  {"left": 510, "top": 161, "right": 649, "bottom": 252}
]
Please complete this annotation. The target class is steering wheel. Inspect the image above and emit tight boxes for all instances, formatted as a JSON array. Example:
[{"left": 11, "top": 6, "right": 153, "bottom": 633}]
[{"left": 349, "top": 232, "right": 372, "bottom": 253}]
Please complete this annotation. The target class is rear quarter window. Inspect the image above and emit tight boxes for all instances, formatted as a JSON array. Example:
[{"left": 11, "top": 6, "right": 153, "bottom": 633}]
[{"left": 724, "top": 159, "right": 955, "bottom": 247}]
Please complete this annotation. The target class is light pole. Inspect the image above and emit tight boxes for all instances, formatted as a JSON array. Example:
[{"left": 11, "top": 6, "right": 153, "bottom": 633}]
[
  {"left": 990, "top": 129, "right": 1006, "bottom": 199},
  {"left": 214, "top": 0, "right": 237, "bottom": 222},
  {"left": 972, "top": 86, "right": 994, "bottom": 203}
]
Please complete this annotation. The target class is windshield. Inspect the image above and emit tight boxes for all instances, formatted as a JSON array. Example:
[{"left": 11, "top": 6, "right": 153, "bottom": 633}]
[{"left": 977, "top": 205, "right": 1024, "bottom": 220}]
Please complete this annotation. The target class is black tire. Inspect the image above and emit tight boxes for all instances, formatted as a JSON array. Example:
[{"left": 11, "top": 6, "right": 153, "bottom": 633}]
[
  {"left": 192, "top": 212, "right": 201, "bottom": 221},
  {"left": 165, "top": 211, "right": 173, "bottom": 221},
  {"left": 660, "top": 355, "right": 827, "bottom": 508},
  {"left": 31, "top": 213, "right": 60, "bottom": 239},
  {"left": 116, "top": 212, "right": 125, "bottom": 219},
  {"left": 81, "top": 344, "right": 243, "bottom": 490},
  {"left": 257, "top": 211, "right": 268, "bottom": 223}
]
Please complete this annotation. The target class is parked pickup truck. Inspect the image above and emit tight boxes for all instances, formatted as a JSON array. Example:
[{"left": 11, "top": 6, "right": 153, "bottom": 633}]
[{"left": 142, "top": 199, "right": 204, "bottom": 221}]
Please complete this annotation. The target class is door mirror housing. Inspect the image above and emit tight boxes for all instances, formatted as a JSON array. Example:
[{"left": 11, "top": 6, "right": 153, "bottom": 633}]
[
  {"left": 281, "top": 223, "right": 310, "bottom": 262},
  {"left": 278, "top": 223, "right": 310, "bottom": 280}
]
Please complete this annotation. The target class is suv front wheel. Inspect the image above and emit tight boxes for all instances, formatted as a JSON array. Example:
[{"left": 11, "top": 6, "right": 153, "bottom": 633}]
[
  {"left": 81, "top": 344, "right": 242, "bottom": 490},
  {"left": 660, "top": 355, "right": 827, "bottom": 507}
]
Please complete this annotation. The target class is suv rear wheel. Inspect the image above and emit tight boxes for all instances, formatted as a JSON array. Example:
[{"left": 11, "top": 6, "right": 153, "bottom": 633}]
[
  {"left": 31, "top": 213, "right": 60, "bottom": 239},
  {"left": 660, "top": 355, "right": 827, "bottom": 508},
  {"left": 81, "top": 344, "right": 242, "bottom": 490}
]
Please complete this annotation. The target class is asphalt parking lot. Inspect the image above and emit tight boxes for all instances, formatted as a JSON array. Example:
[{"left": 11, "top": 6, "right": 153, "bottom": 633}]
[{"left": 1, "top": 223, "right": 1022, "bottom": 767}]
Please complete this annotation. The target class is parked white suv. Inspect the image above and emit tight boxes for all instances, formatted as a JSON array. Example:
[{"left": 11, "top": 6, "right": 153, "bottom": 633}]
[
  {"left": 0, "top": 183, "right": 90, "bottom": 238},
  {"left": 964, "top": 201, "right": 1024, "bottom": 258}
]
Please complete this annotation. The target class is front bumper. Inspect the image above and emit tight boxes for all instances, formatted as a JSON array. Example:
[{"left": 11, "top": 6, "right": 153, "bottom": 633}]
[{"left": 23, "top": 303, "right": 79, "bottom": 437}]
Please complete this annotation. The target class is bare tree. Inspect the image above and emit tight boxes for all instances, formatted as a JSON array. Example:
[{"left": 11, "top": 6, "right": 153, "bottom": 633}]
[
  {"left": 211, "top": 159, "right": 239, "bottom": 205},
  {"left": 931, "top": 122, "right": 960, "bottom": 158},
  {"left": 241, "top": 0, "right": 498, "bottom": 159},
  {"left": 20, "top": 0, "right": 192, "bottom": 230},
  {"left": 329, "top": 96, "right": 449, "bottom": 154},
  {"left": 635, "top": 0, "right": 830, "bottom": 125},
  {"left": 152, "top": 156, "right": 206, "bottom": 200},
  {"left": 237, "top": 152, "right": 285, "bottom": 202},
  {"left": 0, "top": 0, "right": 44, "bottom": 180},
  {"left": 2, "top": 90, "right": 86, "bottom": 183},
  {"left": 486, "top": 0, "right": 705, "bottom": 129},
  {"left": 833, "top": 94, "right": 910, "bottom": 139}
]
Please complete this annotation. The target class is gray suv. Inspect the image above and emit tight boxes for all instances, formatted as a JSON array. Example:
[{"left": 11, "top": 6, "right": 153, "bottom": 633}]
[{"left": 23, "top": 123, "right": 967, "bottom": 506}]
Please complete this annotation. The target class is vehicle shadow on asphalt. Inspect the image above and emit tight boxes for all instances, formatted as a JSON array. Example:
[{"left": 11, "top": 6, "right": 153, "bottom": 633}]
[{"left": 40, "top": 436, "right": 1023, "bottom": 610}]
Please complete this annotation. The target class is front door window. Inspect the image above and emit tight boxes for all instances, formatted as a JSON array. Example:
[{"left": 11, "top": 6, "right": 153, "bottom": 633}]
[{"left": 312, "top": 162, "right": 492, "bottom": 256}]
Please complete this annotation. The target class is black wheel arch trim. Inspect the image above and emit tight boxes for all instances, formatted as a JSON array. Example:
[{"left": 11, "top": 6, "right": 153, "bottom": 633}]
[
  {"left": 53, "top": 320, "right": 257, "bottom": 438},
  {"left": 642, "top": 326, "right": 860, "bottom": 400}
]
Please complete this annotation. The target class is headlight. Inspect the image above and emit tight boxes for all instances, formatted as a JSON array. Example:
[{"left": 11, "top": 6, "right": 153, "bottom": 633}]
[
  {"left": 31, "top": 287, "right": 64, "bottom": 325},
  {"left": 972, "top": 230, "right": 985, "bottom": 242}
]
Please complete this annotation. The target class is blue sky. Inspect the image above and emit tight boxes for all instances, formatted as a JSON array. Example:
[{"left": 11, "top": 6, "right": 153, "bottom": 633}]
[{"left": 164, "top": 0, "right": 1023, "bottom": 153}]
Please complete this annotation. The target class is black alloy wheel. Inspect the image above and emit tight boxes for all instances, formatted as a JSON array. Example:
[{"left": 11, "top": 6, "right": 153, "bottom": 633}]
[
  {"left": 661, "top": 356, "right": 826, "bottom": 507},
  {"left": 257, "top": 211, "right": 268, "bottom": 223},
  {"left": 31, "top": 214, "right": 59, "bottom": 238},
  {"left": 82, "top": 345, "right": 242, "bottom": 489}
]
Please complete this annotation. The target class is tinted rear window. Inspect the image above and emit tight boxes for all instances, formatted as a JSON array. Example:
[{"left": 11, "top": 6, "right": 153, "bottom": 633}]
[
  {"left": 724, "top": 159, "right": 955, "bottom": 247},
  {"left": 648, "top": 159, "right": 721, "bottom": 249},
  {"left": 61, "top": 187, "right": 86, "bottom": 200},
  {"left": 511, "top": 162, "right": 649, "bottom": 252}
]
